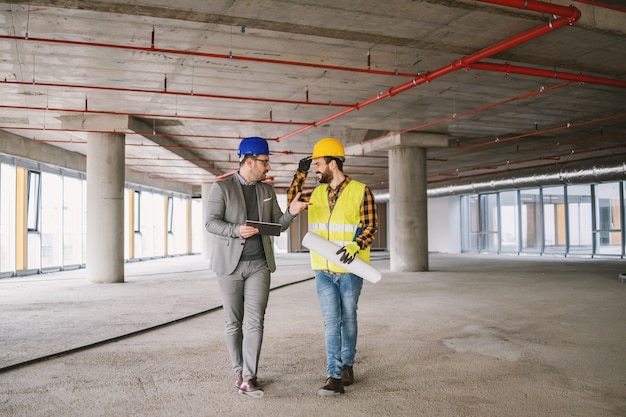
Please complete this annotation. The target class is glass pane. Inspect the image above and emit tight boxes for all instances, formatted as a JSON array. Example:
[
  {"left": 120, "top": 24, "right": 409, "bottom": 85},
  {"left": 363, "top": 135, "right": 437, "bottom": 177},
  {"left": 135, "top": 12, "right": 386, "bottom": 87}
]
[
  {"left": 542, "top": 186, "right": 566, "bottom": 255},
  {"left": 27, "top": 171, "right": 40, "bottom": 231},
  {"left": 468, "top": 195, "right": 480, "bottom": 252},
  {"left": 63, "top": 176, "right": 83, "bottom": 266},
  {"left": 138, "top": 192, "right": 153, "bottom": 258},
  {"left": 139, "top": 191, "right": 165, "bottom": 258},
  {"left": 595, "top": 232, "right": 622, "bottom": 255},
  {"left": 167, "top": 197, "right": 174, "bottom": 234},
  {"left": 27, "top": 232, "right": 41, "bottom": 270},
  {"left": 520, "top": 188, "right": 542, "bottom": 253},
  {"left": 595, "top": 182, "right": 622, "bottom": 256},
  {"left": 567, "top": 184, "right": 592, "bottom": 255},
  {"left": 154, "top": 193, "right": 165, "bottom": 257},
  {"left": 41, "top": 172, "right": 63, "bottom": 268},
  {"left": 124, "top": 189, "right": 129, "bottom": 260},
  {"left": 1, "top": 163, "right": 16, "bottom": 273},
  {"left": 82, "top": 180, "right": 87, "bottom": 266},
  {"left": 191, "top": 197, "right": 202, "bottom": 254},
  {"left": 134, "top": 190, "right": 141, "bottom": 233},
  {"left": 170, "top": 196, "right": 187, "bottom": 255},
  {"left": 500, "top": 191, "right": 519, "bottom": 253},
  {"left": 481, "top": 193, "right": 499, "bottom": 252}
]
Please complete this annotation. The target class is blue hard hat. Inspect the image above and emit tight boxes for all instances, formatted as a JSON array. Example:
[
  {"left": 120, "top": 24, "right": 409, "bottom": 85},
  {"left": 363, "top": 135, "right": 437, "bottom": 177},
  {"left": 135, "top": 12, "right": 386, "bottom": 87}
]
[{"left": 237, "top": 136, "right": 272, "bottom": 156}]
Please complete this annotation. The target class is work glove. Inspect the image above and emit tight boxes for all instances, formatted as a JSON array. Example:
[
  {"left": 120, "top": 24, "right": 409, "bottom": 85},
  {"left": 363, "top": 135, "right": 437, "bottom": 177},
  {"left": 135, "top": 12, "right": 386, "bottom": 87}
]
[
  {"left": 336, "top": 241, "right": 360, "bottom": 264},
  {"left": 298, "top": 157, "right": 312, "bottom": 173}
]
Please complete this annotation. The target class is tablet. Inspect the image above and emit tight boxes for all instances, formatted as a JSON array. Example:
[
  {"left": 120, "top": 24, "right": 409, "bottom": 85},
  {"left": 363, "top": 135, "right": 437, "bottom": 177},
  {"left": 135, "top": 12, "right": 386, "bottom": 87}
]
[{"left": 245, "top": 220, "right": 282, "bottom": 236}]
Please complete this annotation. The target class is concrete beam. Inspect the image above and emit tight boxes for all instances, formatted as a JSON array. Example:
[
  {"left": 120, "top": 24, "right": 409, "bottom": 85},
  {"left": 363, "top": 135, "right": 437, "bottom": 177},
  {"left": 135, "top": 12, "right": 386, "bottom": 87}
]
[
  {"left": 347, "top": 132, "right": 448, "bottom": 155},
  {"left": 551, "top": 0, "right": 626, "bottom": 35},
  {"left": 2, "top": 127, "right": 193, "bottom": 195},
  {"left": 60, "top": 114, "right": 131, "bottom": 131},
  {"left": 0, "top": 130, "right": 86, "bottom": 172},
  {"left": 127, "top": 117, "right": 220, "bottom": 176}
]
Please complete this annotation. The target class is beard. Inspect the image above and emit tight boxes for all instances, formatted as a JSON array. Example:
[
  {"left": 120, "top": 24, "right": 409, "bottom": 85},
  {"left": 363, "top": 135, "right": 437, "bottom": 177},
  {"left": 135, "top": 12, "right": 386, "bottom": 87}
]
[{"left": 317, "top": 169, "right": 333, "bottom": 184}]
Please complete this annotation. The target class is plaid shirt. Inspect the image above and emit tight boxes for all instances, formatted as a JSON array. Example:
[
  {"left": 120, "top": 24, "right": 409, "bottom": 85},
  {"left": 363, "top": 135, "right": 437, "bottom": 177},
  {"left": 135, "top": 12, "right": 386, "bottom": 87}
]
[{"left": 287, "top": 171, "right": 378, "bottom": 249}]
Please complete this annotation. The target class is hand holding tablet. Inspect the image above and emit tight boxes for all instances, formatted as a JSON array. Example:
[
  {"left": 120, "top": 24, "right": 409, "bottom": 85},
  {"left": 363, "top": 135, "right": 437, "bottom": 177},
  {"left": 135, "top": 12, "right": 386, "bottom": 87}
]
[{"left": 245, "top": 220, "right": 282, "bottom": 236}]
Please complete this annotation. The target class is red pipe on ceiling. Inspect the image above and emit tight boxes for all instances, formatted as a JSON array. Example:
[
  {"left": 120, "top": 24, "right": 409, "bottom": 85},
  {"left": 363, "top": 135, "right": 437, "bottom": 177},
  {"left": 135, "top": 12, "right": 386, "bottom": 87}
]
[
  {"left": 3, "top": 72, "right": 618, "bottom": 148},
  {"left": 0, "top": 37, "right": 620, "bottom": 111},
  {"left": 0, "top": 79, "right": 353, "bottom": 109},
  {"left": 6, "top": 126, "right": 246, "bottom": 141},
  {"left": 4, "top": 0, "right": 625, "bottom": 139},
  {"left": 1, "top": 0, "right": 612, "bottom": 81},
  {"left": 1, "top": 64, "right": 619, "bottom": 139},
  {"left": 0, "top": 35, "right": 416, "bottom": 78},
  {"left": 470, "top": 62, "right": 626, "bottom": 89},
  {"left": 524, "top": 130, "right": 626, "bottom": 153},
  {"left": 0, "top": 104, "right": 309, "bottom": 126},
  {"left": 457, "top": 112, "right": 626, "bottom": 151},
  {"left": 277, "top": 0, "right": 581, "bottom": 142},
  {"left": 373, "top": 81, "right": 572, "bottom": 144},
  {"left": 4, "top": 0, "right": 617, "bottom": 177}
]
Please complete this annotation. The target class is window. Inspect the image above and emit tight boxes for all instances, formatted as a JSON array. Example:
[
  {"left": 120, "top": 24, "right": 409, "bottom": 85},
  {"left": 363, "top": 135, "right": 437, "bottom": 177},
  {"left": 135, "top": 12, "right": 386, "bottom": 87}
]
[
  {"left": 41, "top": 171, "right": 63, "bottom": 269},
  {"left": 481, "top": 193, "right": 499, "bottom": 252},
  {"left": 191, "top": 197, "right": 202, "bottom": 254},
  {"left": 594, "top": 182, "right": 622, "bottom": 256},
  {"left": 542, "top": 186, "right": 566, "bottom": 255},
  {"left": 461, "top": 193, "right": 499, "bottom": 252},
  {"left": 27, "top": 171, "right": 41, "bottom": 231},
  {"left": 520, "top": 189, "right": 542, "bottom": 253},
  {"left": 167, "top": 196, "right": 174, "bottom": 234},
  {"left": 1, "top": 163, "right": 16, "bottom": 274},
  {"left": 567, "top": 184, "right": 592, "bottom": 255},
  {"left": 134, "top": 190, "right": 141, "bottom": 233},
  {"left": 500, "top": 191, "right": 520, "bottom": 253},
  {"left": 63, "top": 175, "right": 84, "bottom": 266},
  {"left": 461, "top": 182, "right": 625, "bottom": 258}
]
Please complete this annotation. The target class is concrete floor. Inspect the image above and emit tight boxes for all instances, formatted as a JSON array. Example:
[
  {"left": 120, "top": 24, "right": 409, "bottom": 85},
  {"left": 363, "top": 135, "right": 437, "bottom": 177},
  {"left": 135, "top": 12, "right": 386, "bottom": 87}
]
[{"left": 1, "top": 252, "right": 625, "bottom": 417}]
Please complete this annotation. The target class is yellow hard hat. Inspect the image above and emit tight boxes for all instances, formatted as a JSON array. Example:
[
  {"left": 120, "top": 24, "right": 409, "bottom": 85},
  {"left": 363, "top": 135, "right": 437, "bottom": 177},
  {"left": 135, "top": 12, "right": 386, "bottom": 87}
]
[{"left": 311, "top": 137, "right": 345, "bottom": 159}]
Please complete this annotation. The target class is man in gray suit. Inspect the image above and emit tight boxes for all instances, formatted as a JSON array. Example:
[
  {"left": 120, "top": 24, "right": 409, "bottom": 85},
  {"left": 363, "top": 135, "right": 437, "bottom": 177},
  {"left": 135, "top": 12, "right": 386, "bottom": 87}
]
[{"left": 205, "top": 136, "right": 308, "bottom": 398}]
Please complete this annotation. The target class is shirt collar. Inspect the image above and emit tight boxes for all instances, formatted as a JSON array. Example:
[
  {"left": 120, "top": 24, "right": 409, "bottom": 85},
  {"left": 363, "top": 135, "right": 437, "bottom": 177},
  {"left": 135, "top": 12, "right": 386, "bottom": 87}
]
[
  {"left": 327, "top": 176, "right": 350, "bottom": 193},
  {"left": 235, "top": 171, "right": 256, "bottom": 185}
]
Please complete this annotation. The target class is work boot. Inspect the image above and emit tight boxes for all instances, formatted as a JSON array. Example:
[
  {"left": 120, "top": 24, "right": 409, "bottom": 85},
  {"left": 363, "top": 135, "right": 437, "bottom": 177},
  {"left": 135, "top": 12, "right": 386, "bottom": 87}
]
[
  {"left": 341, "top": 365, "right": 354, "bottom": 386},
  {"left": 317, "top": 377, "right": 344, "bottom": 396}
]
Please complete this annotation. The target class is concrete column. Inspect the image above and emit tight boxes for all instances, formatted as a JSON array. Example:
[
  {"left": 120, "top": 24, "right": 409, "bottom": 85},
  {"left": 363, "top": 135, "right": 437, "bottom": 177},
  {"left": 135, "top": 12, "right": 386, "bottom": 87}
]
[
  {"left": 201, "top": 183, "right": 214, "bottom": 259},
  {"left": 86, "top": 132, "right": 126, "bottom": 283},
  {"left": 351, "top": 132, "right": 448, "bottom": 272},
  {"left": 61, "top": 115, "right": 130, "bottom": 283},
  {"left": 389, "top": 146, "right": 428, "bottom": 271}
]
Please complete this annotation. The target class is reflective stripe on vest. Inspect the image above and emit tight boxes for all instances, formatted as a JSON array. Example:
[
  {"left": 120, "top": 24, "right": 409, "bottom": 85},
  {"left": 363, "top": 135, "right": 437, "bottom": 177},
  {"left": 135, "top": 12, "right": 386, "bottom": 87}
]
[{"left": 308, "top": 180, "right": 370, "bottom": 272}]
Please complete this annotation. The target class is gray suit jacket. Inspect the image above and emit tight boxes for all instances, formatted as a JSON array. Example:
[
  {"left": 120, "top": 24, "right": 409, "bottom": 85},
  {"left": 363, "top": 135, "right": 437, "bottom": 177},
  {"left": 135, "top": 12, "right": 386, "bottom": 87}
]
[{"left": 205, "top": 174, "right": 297, "bottom": 274}]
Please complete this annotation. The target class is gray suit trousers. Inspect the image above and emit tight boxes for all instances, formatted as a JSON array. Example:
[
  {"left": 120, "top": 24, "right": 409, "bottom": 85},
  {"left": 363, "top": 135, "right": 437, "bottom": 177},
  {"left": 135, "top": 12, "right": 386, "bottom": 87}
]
[{"left": 217, "top": 259, "right": 270, "bottom": 382}]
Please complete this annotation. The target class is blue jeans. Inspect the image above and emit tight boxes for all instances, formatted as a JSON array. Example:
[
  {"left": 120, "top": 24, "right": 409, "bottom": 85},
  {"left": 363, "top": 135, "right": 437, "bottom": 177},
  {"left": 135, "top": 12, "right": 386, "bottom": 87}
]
[{"left": 315, "top": 270, "right": 363, "bottom": 379}]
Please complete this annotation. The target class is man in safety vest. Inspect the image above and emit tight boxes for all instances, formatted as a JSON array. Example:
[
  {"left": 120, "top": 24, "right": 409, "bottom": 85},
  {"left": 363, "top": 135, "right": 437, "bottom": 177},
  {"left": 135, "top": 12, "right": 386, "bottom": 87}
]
[{"left": 287, "top": 137, "right": 378, "bottom": 396}]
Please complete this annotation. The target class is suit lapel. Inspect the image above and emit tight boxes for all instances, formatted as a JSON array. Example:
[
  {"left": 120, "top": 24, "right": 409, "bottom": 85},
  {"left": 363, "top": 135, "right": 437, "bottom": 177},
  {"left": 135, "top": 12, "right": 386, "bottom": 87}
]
[
  {"left": 255, "top": 182, "right": 264, "bottom": 221},
  {"left": 230, "top": 175, "right": 248, "bottom": 223}
]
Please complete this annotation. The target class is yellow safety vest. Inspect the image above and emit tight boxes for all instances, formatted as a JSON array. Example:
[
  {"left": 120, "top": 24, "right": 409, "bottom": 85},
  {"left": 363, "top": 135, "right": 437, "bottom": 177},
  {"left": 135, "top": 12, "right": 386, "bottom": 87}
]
[{"left": 308, "top": 180, "right": 370, "bottom": 272}]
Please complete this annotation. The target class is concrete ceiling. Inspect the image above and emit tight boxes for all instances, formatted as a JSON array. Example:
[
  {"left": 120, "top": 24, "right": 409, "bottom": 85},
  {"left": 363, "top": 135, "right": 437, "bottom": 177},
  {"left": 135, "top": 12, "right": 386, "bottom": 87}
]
[{"left": 1, "top": 0, "right": 625, "bottom": 196}]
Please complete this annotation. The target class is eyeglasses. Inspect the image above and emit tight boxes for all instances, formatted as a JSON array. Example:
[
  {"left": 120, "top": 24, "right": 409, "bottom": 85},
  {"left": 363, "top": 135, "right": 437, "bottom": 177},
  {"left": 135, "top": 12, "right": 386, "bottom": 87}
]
[{"left": 253, "top": 158, "right": 270, "bottom": 166}]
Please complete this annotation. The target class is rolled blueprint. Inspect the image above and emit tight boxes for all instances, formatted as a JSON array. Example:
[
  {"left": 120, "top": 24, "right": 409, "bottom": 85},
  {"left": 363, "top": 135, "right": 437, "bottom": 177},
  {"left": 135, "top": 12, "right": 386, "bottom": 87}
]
[{"left": 301, "top": 232, "right": 382, "bottom": 284}]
